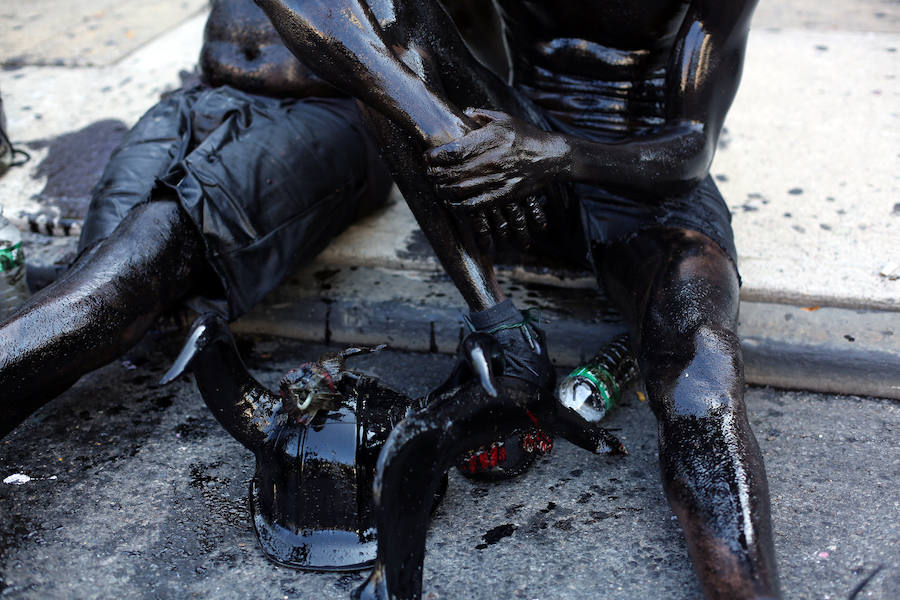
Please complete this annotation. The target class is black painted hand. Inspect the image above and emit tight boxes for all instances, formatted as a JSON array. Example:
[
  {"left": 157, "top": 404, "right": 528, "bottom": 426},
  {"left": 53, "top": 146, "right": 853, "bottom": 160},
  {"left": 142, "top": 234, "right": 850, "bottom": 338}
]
[
  {"left": 425, "top": 109, "right": 562, "bottom": 248},
  {"left": 426, "top": 108, "right": 567, "bottom": 208}
]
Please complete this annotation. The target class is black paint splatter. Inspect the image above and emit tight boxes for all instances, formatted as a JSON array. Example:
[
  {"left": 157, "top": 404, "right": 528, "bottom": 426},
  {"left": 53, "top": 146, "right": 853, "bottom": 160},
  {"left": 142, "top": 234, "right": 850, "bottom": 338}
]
[
  {"left": 28, "top": 120, "right": 129, "bottom": 219},
  {"left": 476, "top": 523, "right": 517, "bottom": 549},
  {"left": 553, "top": 518, "right": 575, "bottom": 531}
]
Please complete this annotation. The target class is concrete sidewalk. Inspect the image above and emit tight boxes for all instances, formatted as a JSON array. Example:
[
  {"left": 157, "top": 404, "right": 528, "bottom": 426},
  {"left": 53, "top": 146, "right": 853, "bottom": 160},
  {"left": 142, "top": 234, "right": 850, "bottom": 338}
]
[{"left": 1, "top": 1, "right": 898, "bottom": 397}]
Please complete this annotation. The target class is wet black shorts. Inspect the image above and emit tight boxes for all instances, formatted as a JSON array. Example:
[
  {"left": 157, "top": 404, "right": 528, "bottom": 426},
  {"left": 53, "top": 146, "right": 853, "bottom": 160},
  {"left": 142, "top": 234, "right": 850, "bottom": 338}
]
[
  {"left": 574, "top": 175, "right": 738, "bottom": 270},
  {"left": 528, "top": 174, "right": 737, "bottom": 277},
  {"left": 79, "top": 85, "right": 391, "bottom": 319}
]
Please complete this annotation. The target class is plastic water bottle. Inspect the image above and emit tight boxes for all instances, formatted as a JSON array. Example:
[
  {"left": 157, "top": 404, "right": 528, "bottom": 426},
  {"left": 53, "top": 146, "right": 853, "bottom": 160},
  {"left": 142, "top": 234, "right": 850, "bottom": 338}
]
[
  {"left": 556, "top": 334, "right": 639, "bottom": 422},
  {"left": 0, "top": 206, "right": 29, "bottom": 320}
]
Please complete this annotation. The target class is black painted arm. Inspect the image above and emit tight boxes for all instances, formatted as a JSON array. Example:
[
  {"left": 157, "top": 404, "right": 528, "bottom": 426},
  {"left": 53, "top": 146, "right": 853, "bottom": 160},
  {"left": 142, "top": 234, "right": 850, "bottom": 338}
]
[
  {"left": 424, "top": 0, "right": 758, "bottom": 207},
  {"left": 563, "top": 0, "right": 759, "bottom": 193},
  {"left": 254, "top": 0, "right": 472, "bottom": 147}
]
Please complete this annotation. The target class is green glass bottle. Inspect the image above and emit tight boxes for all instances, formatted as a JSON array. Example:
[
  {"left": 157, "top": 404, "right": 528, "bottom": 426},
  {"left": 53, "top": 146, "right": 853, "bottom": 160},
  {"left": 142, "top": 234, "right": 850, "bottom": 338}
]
[{"left": 556, "top": 334, "right": 639, "bottom": 423}]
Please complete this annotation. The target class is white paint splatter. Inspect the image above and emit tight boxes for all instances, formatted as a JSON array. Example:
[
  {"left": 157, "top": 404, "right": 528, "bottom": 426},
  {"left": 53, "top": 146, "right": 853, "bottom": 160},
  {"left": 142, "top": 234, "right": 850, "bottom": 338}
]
[{"left": 3, "top": 473, "right": 32, "bottom": 485}]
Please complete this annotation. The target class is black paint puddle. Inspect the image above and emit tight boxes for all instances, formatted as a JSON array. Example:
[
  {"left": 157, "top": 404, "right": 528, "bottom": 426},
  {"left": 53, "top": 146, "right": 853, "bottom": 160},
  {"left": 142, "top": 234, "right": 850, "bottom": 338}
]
[
  {"left": 149, "top": 394, "right": 175, "bottom": 411},
  {"left": 475, "top": 523, "right": 517, "bottom": 550},
  {"left": 175, "top": 416, "right": 209, "bottom": 440},
  {"left": 396, "top": 228, "right": 437, "bottom": 262},
  {"left": 589, "top": 510, "right": 613, "bottom": 521},
  {"left": 26, "top": 119, "right": 129, "bottom": 222},
  {"left": 313, "top": 267, "right": 340, "bottom": 291},
  {"left": 471, "top": 487, "right": 489, "bottom": 499},
  {"left": 313, "top": 267, "right": 340, "bottom": 283}
]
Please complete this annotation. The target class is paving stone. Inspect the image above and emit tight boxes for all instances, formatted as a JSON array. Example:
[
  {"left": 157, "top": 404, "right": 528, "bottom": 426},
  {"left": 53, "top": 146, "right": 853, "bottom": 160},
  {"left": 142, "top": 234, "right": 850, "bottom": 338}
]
[
  {"left": 0, "top": 12, "right": 206, "bottom": 238},
  {"left": 752, "top": 0, "right": 900, "bottom": 32}
]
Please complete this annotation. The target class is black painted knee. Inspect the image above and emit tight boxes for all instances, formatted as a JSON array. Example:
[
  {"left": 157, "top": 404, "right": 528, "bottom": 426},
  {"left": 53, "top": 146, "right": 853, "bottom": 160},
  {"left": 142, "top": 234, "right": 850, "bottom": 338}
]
[{"left": 643, "top": 324, "right": 744, "bottom": 420}]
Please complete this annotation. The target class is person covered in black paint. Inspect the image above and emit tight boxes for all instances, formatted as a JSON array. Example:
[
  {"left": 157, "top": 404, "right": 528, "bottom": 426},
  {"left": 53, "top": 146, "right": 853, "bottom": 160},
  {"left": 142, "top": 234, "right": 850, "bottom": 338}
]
[
  {"left": 0, "top": 0, "right": 393, "bottom": 439},
  {"left": 253, "top": 0, "right": 779, "bottom": 598}
]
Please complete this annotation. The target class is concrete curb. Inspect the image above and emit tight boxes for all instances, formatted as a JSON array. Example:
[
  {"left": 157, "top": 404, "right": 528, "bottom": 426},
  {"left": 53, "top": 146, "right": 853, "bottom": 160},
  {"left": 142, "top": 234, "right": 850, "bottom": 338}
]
[
  {"left": 231, "top": 262, "right": 900, "bottom": 400},
  {"left": 17, "top": 225, "right": 899, "bottom": 399},
  {"left": 739, "top": 303, "right": 900, "bottom": 399}
]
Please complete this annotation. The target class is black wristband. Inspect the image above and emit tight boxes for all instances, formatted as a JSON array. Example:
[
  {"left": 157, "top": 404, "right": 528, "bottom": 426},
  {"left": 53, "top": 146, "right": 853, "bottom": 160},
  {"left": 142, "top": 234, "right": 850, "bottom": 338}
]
[{"left": 467, "top": 299, "right": 523, "bottom": 331}]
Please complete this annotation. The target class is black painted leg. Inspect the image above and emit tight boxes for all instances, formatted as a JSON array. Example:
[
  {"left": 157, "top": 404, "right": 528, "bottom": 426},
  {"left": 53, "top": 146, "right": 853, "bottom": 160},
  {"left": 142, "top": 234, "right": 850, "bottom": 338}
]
[
  {"left": 599, "top": 228, "right": 781, "bottom": 599},
  {"left": 0, "top": 199, "right": 204, "bottom": 438}
]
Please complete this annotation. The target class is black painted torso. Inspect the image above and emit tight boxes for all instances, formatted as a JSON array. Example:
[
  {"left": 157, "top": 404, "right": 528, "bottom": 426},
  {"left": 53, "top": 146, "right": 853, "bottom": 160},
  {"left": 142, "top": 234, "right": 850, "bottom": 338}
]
[
  {"left": 497, "top": 0, "right": 689, "bottom": 59},
  {"left": 497, "top": 0, "right": 691, "bottom": 139},
  {"left": 200, "top": 0, "right": 339, "bottom": 97}
]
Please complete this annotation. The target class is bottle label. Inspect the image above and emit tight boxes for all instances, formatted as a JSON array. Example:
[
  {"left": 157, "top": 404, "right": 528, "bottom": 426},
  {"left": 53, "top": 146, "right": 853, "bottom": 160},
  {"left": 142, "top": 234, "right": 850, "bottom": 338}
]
[
  {"left": 568, "top": 365, "right": 618, "bottom": 412},
  {"left": 0, "top": 241, "right": 24, "bottom": 272}
]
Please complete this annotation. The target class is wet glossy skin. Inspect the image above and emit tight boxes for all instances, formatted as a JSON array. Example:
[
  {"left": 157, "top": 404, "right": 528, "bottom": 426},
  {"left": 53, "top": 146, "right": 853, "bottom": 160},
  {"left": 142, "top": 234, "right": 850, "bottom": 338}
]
[
  {"left": 0, "top": 200, "right": 203, "bottom": 439},
  {"left": 427, "top": 0, "right": 757, "bottom": 200},
  {"left": 201, "top": 0, "right": 339, "bottom": 97},
  {"left": 256, "top": 0, "right": 549, "bottom": 252},
  {"left": 256, "top": 0, "right": 779, "bottom": 598},
  {"left": 600, "top": 228, "right": 778, "bottom": 599}
]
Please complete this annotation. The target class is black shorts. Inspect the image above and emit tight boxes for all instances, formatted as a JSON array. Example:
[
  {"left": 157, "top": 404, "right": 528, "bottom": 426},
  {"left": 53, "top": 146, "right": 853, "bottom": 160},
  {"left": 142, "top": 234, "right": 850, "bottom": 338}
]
[
  {"left": 575, "top": 175, "right": 738, "bottom": 270},
  {"left": 79, "top": 85, "right": 391, "bottom": 319},
  {"left": 523, "top": 174, "right": 737, "bottom": 278}
]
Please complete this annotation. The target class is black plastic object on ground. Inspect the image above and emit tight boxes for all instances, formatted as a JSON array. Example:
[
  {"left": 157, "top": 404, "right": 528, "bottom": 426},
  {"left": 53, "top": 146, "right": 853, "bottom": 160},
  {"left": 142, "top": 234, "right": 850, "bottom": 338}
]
[{"left": 161, "top": 313, "right": 423, "bottom": 571}]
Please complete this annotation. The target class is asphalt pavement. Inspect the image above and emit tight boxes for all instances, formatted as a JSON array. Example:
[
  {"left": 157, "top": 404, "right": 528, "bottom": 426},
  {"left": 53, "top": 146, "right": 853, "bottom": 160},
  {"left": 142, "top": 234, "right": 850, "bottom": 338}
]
[{"left": 1, "top": 333, "right": 897, "bottom": 599}]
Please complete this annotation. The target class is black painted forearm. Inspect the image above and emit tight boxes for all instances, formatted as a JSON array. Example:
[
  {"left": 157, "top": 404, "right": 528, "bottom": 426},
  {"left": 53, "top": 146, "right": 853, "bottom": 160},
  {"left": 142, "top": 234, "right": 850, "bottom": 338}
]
[
  {"left": 560, "top": 122, "right": 710, "bottom": 194},
  {"left": 559, "top": 0, "right": 757, "bottom": 195}
]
